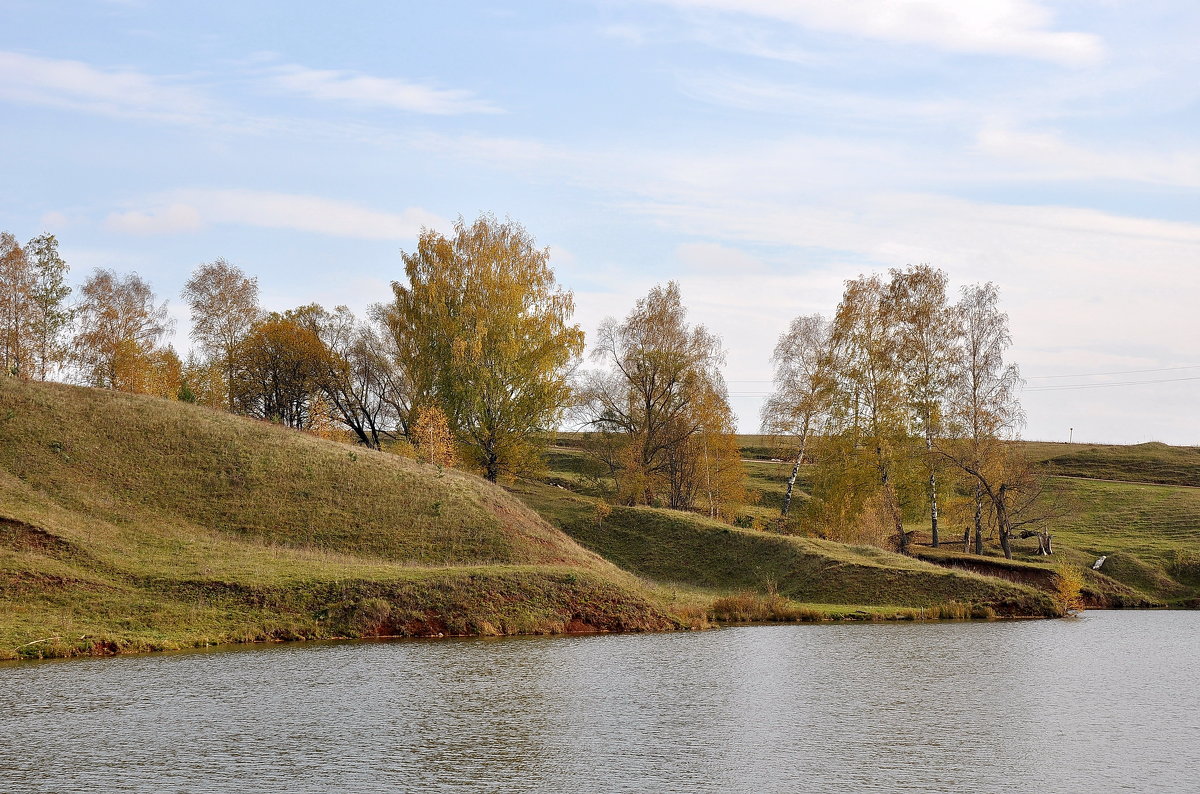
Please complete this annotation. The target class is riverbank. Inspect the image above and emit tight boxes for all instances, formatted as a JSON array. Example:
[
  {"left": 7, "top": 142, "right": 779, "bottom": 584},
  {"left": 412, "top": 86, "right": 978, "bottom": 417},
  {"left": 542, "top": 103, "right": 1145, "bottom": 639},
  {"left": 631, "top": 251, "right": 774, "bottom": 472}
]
[{"left": 1, "top": 379, "right": 1065, "bottom": 661}]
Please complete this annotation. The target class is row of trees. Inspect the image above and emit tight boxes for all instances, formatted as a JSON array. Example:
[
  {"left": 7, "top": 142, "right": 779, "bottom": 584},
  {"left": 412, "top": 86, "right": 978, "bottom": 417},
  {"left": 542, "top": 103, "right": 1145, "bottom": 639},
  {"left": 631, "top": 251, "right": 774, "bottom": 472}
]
[
  {"left": 762, "top": 265, "right": 1047, "bottom": 558},
  {"left": 0, "top": 219, "right": 587, "bottom": 484},
  {"left": 2, "top": 232, "right": 178, "bottom": 393},
  {"left": 2, "top": 222, "right": 1044, "bottom": 549},
  {"left": 1, "top": 217, "right": 748, "bottom": 520}
]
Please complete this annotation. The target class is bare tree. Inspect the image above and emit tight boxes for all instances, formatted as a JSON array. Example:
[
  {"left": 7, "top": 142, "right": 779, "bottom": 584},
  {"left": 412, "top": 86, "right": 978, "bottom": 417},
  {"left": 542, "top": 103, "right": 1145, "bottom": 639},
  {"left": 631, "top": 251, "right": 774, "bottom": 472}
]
[
  {"left": 936, "top": 283, "right": 1025, "bottom": 557},
  {"left": 580, "top": 282, "right": 743, "bottom": 514},
  {"left": 294, "top": 304, "right": 402, "bottom": 449}
]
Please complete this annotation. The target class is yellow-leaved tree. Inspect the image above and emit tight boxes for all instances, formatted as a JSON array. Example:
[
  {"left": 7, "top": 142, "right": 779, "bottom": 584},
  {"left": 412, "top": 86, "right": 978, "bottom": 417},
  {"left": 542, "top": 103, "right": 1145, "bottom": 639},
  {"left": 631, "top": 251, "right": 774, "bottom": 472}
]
[
  {"left": 71, "top": 269, "right": 173, "bottom": 391},
  {"left": 380, "top": 215, "right": 584, "bottom": 482}
]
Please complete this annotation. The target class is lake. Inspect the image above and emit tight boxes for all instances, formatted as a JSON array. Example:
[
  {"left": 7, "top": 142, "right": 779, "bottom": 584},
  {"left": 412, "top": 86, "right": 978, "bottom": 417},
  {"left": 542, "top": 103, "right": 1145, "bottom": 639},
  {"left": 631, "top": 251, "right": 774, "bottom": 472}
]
[{"left": 2, "top": 611, "right": 1197, "bottom": 792}]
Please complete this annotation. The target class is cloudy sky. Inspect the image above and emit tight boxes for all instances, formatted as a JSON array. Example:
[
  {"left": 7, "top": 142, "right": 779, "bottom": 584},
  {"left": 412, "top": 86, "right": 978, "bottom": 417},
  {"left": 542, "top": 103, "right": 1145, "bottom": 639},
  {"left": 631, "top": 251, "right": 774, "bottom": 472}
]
[{"left": 3, "top": 0, "right": 1198, "bottom": 443}]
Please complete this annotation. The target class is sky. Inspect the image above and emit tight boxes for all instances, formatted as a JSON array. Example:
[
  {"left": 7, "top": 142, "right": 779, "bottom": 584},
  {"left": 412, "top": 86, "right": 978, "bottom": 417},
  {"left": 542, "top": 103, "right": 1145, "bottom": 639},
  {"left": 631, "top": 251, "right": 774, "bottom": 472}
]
[{"left": 2, "top": 0, "right": 1198, "bottom": 444}]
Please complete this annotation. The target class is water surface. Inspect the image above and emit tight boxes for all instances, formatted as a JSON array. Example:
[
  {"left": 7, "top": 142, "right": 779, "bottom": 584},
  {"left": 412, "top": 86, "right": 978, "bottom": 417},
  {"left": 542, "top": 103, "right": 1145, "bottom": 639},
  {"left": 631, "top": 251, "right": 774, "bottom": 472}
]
[{"left": 2, "top": 611, "right": 1197, "bottom": 792}]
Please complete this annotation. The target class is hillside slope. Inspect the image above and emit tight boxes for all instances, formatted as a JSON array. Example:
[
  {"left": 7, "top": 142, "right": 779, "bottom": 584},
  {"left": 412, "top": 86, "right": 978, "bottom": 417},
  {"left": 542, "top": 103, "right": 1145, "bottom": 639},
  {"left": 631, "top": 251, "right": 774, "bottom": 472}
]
[
  {"left": 732, "top": 436, "right": 1200, "bottom": 606},
  {"left": 0, "top": 379, "right": 675, "bottom": 659},
  {"left": 508, "top": 479, "right": 1059, "bottom": 616}
]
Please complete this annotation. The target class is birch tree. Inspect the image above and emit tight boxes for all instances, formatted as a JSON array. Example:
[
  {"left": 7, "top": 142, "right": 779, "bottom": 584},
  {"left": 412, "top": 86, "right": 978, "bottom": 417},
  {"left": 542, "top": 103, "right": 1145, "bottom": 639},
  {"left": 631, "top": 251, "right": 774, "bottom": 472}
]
[
  {"left": 938, "top": 283, "right": 1024, "bottom": 557},
  {"left": 72, "top": 269, "right": 173, "bottom": 390},
  {"left": 581, "top": 281, "right": 744, "bottom": 516},
  {"left": 761, "top": 313, "right": 834, "bottom": 518},
  {"left": 888, "top": 265, "right": 958, "bottom": 547},
  {"left": 182, "top": 258, "right": 260, "bottom": 410},
  {"left": 825, "top": 274, "right": 913, "bottom": 552}
]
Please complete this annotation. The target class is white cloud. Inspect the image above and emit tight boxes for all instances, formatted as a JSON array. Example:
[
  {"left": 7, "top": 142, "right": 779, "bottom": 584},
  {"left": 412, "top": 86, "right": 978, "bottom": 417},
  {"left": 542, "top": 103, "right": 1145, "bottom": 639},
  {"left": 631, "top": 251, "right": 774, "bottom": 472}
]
[
  {"left": 975, "top": 124, "right": 1200, "bottom": 187},
  {"left": 37, "top": 211, "right": 70, "bottom": 230},
  {"left": 268, "top": 64, "right": 501, "bottom": 115},
  {"left": 105, "top": 190, "right": 445, "bottom": 240},
  {"left": 675, "top": 241, "right": 766, "bottom": 273},
  {"left": 0, "top": 50, "right": 215, "bottom": 122},
  {"left": 678, "top": 71, "right": 977, "bottom": 127},
  {"left": 105, "top": 203, "right": 204, "bottom": 235},
  {"left": 649, "top": 0, "right": 1104, "bottom": 65}
]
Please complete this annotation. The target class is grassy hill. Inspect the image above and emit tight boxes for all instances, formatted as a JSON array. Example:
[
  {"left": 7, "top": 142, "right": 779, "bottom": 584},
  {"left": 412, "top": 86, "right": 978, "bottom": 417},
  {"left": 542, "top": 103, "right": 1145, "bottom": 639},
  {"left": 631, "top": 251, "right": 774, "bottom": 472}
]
[
  {"left": 727, "top": 435, "right": 1200, "bottom": 607},
  {"left": 1033, "top": 441, "right": 1200, "bottom": 487},
  {"left": 544, "top": 436, "right": 1199, "bottom": 608},
  {"left": 0, "top": 379, "right": 677, "bottom": 659},
  {"left": 508, "top": 477, "right": 1058, "bottom": 618}
]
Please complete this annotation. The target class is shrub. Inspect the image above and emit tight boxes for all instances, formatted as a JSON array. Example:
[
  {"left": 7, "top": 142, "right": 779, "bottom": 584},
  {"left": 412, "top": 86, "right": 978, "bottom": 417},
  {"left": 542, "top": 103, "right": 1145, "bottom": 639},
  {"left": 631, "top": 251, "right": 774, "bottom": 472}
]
[{"left": 1054, "top": 564, "right": 1086, "bottom": 613}]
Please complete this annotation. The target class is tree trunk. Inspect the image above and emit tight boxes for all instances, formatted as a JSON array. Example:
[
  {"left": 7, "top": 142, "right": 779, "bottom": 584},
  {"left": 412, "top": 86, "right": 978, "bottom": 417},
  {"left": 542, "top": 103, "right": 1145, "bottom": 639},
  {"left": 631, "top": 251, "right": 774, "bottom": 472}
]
[
  {"left": 973, "top": 486, "right": 984, "bottom": 555},
  {"left": 926, "top": 434, "right": 939, "bottom": 547},
  {"left": 780, "top": 426, "right": 809, "bottom": 518},
  {"left": 962, "top": 528, "right": 970, "bottom": 553},
  {"left": 881, "top": 459, "right": 908, "bottom": 554},
  {"left": 483, "top": 440, "right": 500, "bottom": 482},
  {"left": 996, "top": 483, "right": 1012, "bottom": 559}
]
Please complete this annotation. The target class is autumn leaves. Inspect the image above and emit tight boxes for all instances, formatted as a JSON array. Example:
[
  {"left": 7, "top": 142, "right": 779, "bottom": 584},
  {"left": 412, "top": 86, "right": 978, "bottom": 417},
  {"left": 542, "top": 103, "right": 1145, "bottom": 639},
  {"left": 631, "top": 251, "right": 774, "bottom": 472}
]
[{"left": 2, "top": 217, "right": 1030, "bottom": 550}]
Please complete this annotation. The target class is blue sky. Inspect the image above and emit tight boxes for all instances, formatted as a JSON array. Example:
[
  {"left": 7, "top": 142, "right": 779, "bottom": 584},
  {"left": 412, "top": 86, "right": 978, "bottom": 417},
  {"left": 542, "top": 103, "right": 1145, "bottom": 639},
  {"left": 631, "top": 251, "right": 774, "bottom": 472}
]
[{"left": 2, "top": 0, "right": 1198, "bottom": 443}]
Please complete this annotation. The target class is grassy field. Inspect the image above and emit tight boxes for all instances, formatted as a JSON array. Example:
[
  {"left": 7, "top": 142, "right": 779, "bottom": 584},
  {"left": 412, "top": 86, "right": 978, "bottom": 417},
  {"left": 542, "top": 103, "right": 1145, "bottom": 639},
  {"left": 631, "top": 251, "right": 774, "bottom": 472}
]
[
  {"left": 1036, "top": 442, "right": 1200, "bottom": 487},
  {"left": 0, "top": 379, "right": 678, "bottom": 659},
  {"left": 726, "top": 435, "right": 1200, "bottom": 607},
  {"left": 507, "top": 476, "right": 1058, "bottom": 617},
  {"left": 538, "top": 436, "right": 1199, "bottom": 609}
]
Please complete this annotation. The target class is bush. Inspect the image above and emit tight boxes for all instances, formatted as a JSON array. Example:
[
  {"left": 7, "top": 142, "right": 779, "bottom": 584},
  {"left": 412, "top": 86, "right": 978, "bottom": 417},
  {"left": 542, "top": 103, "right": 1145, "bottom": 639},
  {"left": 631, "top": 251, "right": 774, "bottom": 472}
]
[{"left": 1054, "top": 565, "right": 1086, "bottom": 613}]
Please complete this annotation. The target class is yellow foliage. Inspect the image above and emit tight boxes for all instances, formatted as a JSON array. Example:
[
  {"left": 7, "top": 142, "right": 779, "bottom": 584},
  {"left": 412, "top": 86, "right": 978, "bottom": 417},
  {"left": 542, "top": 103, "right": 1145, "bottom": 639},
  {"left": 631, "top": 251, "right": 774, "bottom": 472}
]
[
  {"left": 412, "top": 405, "right": 456, "bottom": 467},
  {"left": 382, "top": 214, "right": 584, "bottom": 482},
  {"left": 1054, "top": 564, "right": 1086, "bottom": 613}
]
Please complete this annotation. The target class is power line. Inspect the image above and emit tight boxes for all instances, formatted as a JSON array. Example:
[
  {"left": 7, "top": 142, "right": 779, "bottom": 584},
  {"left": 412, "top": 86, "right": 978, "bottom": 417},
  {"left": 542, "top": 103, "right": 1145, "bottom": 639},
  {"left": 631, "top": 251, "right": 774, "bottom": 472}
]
[
  {"left": 1024, "top": 375, "right": 1200, "bottom": 392},
  {"left": 731, "top": 364, "right": 1200, "bottom": 386},
  {"left": 1024, "top": 364, "right": 1200, "bottom": 380},
  {"left": 729, "top": 375, "right": 1200, "bottom": 397}
]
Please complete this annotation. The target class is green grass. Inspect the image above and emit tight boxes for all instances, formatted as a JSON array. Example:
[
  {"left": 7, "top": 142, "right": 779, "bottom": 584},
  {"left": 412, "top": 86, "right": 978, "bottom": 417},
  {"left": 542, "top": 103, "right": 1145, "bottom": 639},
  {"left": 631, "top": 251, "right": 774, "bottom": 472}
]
[
  {"left": 508, "top": 478, "right": 1058, "bottom": 617},
  {"left": 537, "top": 434, "right": 1200, "bottom": 611},
  {"left": 1036, "top": 441, "right": 1200, "bottom": 487},
  {"left": 0, "top": 379, "right": 678, "bottom": 659},
  {"left": 732, "top": 436, "right": 1200, "bottom": 607}
]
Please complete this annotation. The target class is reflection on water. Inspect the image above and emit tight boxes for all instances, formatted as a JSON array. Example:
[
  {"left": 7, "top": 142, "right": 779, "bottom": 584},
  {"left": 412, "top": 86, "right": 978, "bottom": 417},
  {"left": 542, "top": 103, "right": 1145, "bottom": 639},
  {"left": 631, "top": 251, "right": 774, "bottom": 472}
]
[{"left": 2, "top": 611, "right": 1198, "bottom": 792}]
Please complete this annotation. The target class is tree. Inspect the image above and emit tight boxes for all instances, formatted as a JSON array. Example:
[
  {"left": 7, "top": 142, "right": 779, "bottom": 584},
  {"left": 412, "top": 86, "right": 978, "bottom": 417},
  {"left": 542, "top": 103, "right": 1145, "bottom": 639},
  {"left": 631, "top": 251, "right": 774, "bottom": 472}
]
[
  {"left": 761, "top": 313, "right": 834, "bottom": 518},
  {"left": 1, "top": 232, "right": 73, "bottom": 381},
  {"left": 232, "top": 313, "right": 328, "bottom": 429},
  {"left": 381, "top": 215, "right": 584, "bottom": 481},
  {"left": 182, "top": 258, "right": 260, "bottom": 410},
  {"left": 71, "top": 269, "right": 173, "bottom": 390},
  {"left": 581, "top": 282, "right": 745, "bottom": 516},
  {"left": 936, "top": 283, "right": 1025, "bottom": 557},
  {"left": 0, "top": 232, "right": 31, "bottom": 376},
  {"left": 411, "top": 405, "right": 456, "bottom": 466},
  {"left": 824, "top": 274, "right": 914, "bottom": 552},
  {"left": 181, "top": 352, "right": 228, "bottom": 408},
  {"left": 294, "top": 304, "right": 403, "bottom": 450},
  {"left": 887, "top": 265, "right": 958, "bottom": 547}
]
